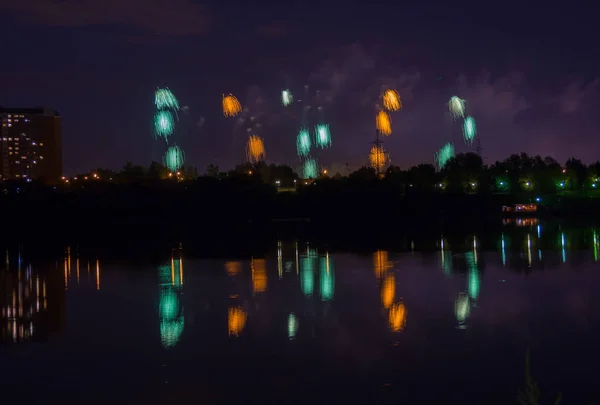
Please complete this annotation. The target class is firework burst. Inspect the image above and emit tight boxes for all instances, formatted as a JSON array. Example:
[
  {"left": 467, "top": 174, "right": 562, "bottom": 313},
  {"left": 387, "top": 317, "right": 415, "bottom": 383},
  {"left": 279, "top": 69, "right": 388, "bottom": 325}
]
[
  {"left": 296, "top": 128, "right": 311, "bottom": 157},
  {"left": 281, "top": 89, "right": 293, "bottom": 107},
  {"left": 246, "top": 135, "right": 266, "bottom": 163},
  {"left": 448, "top": 96, "right": 466, "bottom": 120},
  {"left": 369, "top": 145, "right": 387, "bottom": 171},
  {"left": 222, "top": 94, "right": 242, "bottom": 117},
  {"left": 435, "top": 143, "right": 455, "bottom": 169},
  {"left": 155, "top": 88, "right": 180, "bottom": 110},
  {"left": 383, "top": 89, "right": 402, "bottom": 112},
  {"left": 463, "top": 116, "right": 477, "bottom": 145},
  {"left": 164, "top": 145, "right": 185, "bottom": 172},
  {"left": 303, "top": 159, "right": 318, "bottom": 179},
  {"left": 154, "top": 110, "right": 175, "bottom": 140},
  {"left": 376, "top": 111, "right": 392, "bottom": 136},
  {"left": 315, "top": 124, "right": 332, "bottom": 148}
]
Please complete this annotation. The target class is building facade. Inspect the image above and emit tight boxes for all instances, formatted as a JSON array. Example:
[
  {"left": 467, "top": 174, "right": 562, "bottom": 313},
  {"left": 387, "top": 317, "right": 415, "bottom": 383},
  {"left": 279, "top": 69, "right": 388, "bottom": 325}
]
[{"left": 0, "top": 107, "right": 62, "bottom": 183}]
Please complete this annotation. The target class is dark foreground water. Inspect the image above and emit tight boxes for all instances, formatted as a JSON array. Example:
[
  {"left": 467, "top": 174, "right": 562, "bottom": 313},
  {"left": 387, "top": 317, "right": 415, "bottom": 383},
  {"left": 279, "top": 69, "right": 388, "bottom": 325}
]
[{"left": 1, "top": 223, "right": 600, "bottom": 404}]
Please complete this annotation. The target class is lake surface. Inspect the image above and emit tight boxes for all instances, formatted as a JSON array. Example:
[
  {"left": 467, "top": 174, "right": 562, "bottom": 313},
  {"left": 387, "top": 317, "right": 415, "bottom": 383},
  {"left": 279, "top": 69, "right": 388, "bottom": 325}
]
[{"left": 1, "top": 222, "right": 600, "bottom": 404}]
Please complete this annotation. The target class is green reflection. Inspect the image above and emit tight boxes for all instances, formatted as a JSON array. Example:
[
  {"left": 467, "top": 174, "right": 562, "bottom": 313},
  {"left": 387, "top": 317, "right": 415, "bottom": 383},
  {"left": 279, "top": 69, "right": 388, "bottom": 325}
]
[
  {"left": 465, "top": 252, "right": 480, "bottom": 300},
  {"left": 319, "top": 255, "right": 335, "bottom": 301},
  {"left": 288, "top": 313, "right": 298, "bottom": 339},
  {"left": 159, "top": 258, "right": 184, "bottom": 348},
  {"left": 440, "top": 238, "right": 452, "bottom": 276},
  {"left": 455, "top": 292, "right": 470, "bottom": 328},
  {"left": 301, "top": 248, "right": 317, "bottom": 297}
]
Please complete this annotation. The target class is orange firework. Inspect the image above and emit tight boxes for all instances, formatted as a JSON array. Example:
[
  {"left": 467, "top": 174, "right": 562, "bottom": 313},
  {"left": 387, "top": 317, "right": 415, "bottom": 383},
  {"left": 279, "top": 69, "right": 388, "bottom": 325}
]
[
  {"left": 389, "top": 302, "right": 406, "bottom": 332},
  {"left": 246, "top": 135, "right": 266, "bottom": 163},
  {"left": 383, "top": 89, "right": 402, "bottom": 112},
  {"left": 376, "top": 111, "right": 392, "bottom": 135},
  {"left": 222, "top": 94, "right": 242, "bottom": 117},
  {"left": 369, "top": 145, "right": 387, "bottom": 171}
]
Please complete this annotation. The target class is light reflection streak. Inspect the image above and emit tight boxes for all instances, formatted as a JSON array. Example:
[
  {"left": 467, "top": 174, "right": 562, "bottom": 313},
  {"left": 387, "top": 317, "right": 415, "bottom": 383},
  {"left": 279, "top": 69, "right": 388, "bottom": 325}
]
[
  {"left": 561, "top": 232, "right": 567, "bottom": 263},
  {"left": 501, "top": 233, "right": 506, "bottom": 266},
  {"left": 527, "top": 233, "right": 532, "bottom": 267},
  {"left": 96, "top": 259, "right": 100, "bottom": 290},
  {"left": 277, "top": 241, "right": 283, "bottom": 279}
]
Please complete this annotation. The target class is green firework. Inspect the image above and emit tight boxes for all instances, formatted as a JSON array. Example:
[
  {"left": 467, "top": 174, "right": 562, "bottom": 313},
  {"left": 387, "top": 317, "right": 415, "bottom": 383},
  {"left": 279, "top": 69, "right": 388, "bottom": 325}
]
[
  {"left": 297, "top": 128, "right": 311, "bottom": 157},
  {"left": 315, "top": 124, "right": 332, "bottom": 148},
  {"left": 435, "top": 143, "right": 455, "bottom": 169},
  {"left": 155, "top": 110, "right": 175, "bottom": 140},
  {"left": 303, "top": 159, "right": 318, "bottom": 179},
  {"left": 448, "top": 96, "right": 466, "bottom": 120},
  {"left": 155, "top": 88, "right": 180, "bottom": 110},
  {"left": 163, "top": 145, "right": 185, "bottom": 172},
  {"left": 281, "top": 89, "right": 293, "bottom": 107},
  {"left": 463, "top": 116, "right": 477, "bottom": 145}
]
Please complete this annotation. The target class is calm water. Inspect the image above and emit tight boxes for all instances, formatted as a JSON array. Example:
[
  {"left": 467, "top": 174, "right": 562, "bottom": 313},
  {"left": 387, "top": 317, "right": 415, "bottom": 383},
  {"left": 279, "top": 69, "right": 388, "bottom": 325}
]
[{"left": 1, "top": 223, "right": 600, "bottom": 404}]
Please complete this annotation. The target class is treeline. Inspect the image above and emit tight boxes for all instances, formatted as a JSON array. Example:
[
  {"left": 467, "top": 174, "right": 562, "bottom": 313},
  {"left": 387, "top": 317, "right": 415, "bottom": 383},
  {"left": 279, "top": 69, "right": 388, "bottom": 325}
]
[{"left": 53, "top": 152, "right": 600, "bottom": 196}]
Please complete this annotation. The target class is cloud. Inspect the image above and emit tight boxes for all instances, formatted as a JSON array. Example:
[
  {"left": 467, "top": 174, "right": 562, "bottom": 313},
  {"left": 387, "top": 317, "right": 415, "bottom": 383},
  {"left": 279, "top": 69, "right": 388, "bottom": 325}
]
[
  {"left": 309, "top": 44, "right": 377, "bottom": 103},
  {"left": 0, "top": 0, "right": 211, "bottom": 36},
  {"left": 556, "top": 78, "right": 600, "bottom": 114},
  {"left": 457, "top": 71, "right": 529, "bottom": 121}
]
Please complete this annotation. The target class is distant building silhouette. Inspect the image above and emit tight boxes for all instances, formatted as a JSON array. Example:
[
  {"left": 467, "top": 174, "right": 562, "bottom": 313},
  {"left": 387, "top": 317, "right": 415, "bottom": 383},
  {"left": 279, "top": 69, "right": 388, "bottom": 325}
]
[{"left": 0, "top": 107, "right": 62, "bottom": 183}]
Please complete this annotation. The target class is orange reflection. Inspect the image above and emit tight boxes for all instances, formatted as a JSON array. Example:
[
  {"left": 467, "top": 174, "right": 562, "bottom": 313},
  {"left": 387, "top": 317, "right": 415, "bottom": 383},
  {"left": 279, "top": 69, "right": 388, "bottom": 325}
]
[
  {"left": 251, "top": 258, "right": 267, "bottom": 293},
  {"left": 228, "top": 307, "right": 247, "bottom": 336},
  {"left": 389, "top": 302, "right": 406, "bottom": 332},
  {"left": 225, "top": 261, "right": 241, "bottom": 276},
  {"left": 373, "top": 250, "right": 392, "bottom": 280},
  {"left": 381, "top": 273, "right": 395, "bottom": 309}
]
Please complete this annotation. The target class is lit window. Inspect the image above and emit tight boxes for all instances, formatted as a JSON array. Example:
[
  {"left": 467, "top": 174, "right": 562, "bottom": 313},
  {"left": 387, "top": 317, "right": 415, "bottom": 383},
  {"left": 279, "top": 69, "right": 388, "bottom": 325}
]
[
  {"left": 15, "top": 174, "right": 20, "bottom": 177},
  {"left": 15, "top": 161, "right": 20, "bottom": 164},
  {"left": 39, "top": 143, "right": 43, "bottom": 146},
  {"left": 32, "top": 161, "right": 36, "bottom": 164},
  {"left": 40, "top": 156, "right": 43, "bottom": 159}
]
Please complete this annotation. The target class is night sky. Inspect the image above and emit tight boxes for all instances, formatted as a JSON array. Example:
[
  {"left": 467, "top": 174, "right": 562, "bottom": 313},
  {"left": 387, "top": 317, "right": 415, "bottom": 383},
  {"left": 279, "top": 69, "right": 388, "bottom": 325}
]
[{"left": 0, "top": 1, "right": 598, "bottom": 175}]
